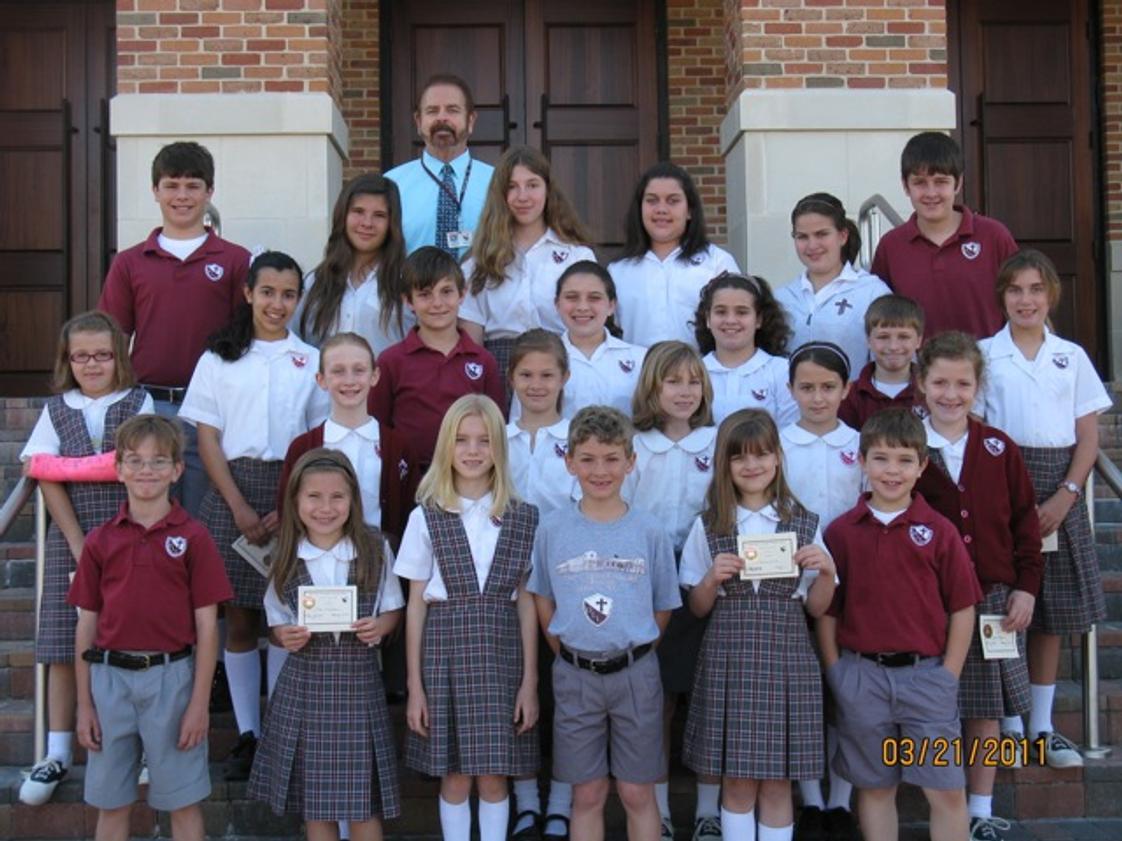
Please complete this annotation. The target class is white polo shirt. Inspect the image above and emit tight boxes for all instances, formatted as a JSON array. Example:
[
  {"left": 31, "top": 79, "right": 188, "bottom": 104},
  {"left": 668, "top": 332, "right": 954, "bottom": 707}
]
[
  {"left": 780, "top": 421, "right": 863, "bottom": 529},
  {"left": 21, "top": 389, "right": 155, "bottom": 459},
  {"left": 394, "top": 493, "right": 520, "bottom": 602},
  {"left": 561, "top": 330, "right": 646, "bottom": 417},
  {"left": 323, "top": 417, "right": 382, "bottom": 527},
  {"left": 294, "top": 267, "right": 415, "bottom": 356},
  {"left": 609, "top": 243, "right": 740, "bottom": 348},
  {"left": 978, "top": 325, "right": 1113, "bottom": 446},
  {"left": 460, "top": 230, "right": 596, "bottom": 338},
  {"left": 775, "top": 262, "right": 890, "bottom": 378},
  {"left": 704, "top": 349, "right": 798, "bottom": 427},
  {"left": 180, "top": 333, "right": 330, "bottom": 460},
  {"left": 627, "top": 425, "right": 718, "bottom": 552},
  {"left": 923, "top": 418, "right": 969, "bottom": 484},
  {"left": 263, "top": 537, "right": 405, "bottom": 627},
  {"left": 506, "top": 419, "right": 579, "bottom": 517}
]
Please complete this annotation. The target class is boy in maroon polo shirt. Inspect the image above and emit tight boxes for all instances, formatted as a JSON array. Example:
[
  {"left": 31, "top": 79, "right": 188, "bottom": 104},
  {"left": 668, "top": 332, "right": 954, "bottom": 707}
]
[
  {"left": 819, "top": 409, "right": 982, "bottom": 841},
  {"left": 838, "top": 295, "right": 925, "bottom": 430},
  {"left": 870, "top": 132, "right": 1017, "bottom": 340},
  {"left": 69, "top": 415, "right": 233, "bottom": 841},
  {"left": 98, "top": 141, "right": 251, "bottom": 515}
]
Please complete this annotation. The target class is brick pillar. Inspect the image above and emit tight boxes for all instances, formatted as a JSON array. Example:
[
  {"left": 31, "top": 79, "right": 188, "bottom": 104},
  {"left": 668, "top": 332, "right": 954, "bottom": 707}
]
[
  {"left": 112, "top": 0, "right": 349, "bottom": 272},
  {"left": 720, "top": 0, "right": 955, "bottom": 282}
]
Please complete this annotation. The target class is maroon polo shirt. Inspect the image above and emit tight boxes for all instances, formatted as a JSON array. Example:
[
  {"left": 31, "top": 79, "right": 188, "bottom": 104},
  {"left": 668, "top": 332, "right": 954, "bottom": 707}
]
[
  {"left": 99, "top": 228, "right": 251, "bottom": 387},
  {"left": 68, "top": 501, "right": 233, "bottom": 652},
  {"left": 837, "top": 362, "right": 925, "bottom": 430},
  {"left": 871, "top": 206, "right": 1017, "bottom": 339},
  {"left": 916, "top": 420, "right": 1043, "bottom": 596},
  {"left": 369, "top": 327, "right": 506, "bottom": 465},
  {"left": 825, "top": 493, "right": 982, "bottom": 657}
]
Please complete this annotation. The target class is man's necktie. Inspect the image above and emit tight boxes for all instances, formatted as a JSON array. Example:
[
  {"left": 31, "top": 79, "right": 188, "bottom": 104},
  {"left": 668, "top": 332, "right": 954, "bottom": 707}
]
[{"left": 436, "top": 163, "right": 458, "bottom": 253}]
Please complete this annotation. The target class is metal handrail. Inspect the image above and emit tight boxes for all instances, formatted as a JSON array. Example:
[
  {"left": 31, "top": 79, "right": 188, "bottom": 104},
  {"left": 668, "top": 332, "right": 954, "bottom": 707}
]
[
  {"left": 0, "top": 476, "right": 35, "bottom": 539},
  {"left": 856, "top": 193, "right": 906, "bottom": 270}
]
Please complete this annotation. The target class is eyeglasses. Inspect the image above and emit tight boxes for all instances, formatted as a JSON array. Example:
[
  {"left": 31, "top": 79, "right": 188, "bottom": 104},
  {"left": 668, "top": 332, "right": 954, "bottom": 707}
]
[
  {"left": 120, "top": 456, "right": 175, "bottom": 472},
  {"left": 69, "top": 351, "right": 115, "bottom": 364}
]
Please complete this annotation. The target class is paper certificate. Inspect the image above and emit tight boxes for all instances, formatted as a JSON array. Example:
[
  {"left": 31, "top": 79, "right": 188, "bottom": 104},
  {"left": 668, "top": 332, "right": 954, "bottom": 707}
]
[
  {"left": 297, "top": 585, "right": 358, "bottom": 633},
  {"left": 233, "top": 535, "right": 276, "bottom": 578},
  {"left": 737, "top": 532, "right": 798, "bottom": 581},
  {"left": 979, "top": 614, "right": 1019, "bottom": 660},
  {"left": 1042, "top": 531, "right": 1059, "bottom": 553}
]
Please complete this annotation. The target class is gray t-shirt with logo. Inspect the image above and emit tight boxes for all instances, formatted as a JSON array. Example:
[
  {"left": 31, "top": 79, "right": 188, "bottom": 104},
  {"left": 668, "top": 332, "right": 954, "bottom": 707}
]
[{"left": 528, "top": 501, "right": 681, "bottom": 654}]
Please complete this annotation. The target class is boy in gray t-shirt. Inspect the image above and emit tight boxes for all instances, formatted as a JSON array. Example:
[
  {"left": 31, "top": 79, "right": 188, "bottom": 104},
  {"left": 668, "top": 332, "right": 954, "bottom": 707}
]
[{"left": 528, "top": 406, "right": 679, "bottom": 841}]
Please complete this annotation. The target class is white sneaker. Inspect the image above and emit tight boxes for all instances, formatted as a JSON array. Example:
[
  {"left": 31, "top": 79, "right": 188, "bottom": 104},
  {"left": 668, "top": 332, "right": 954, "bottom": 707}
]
[
  {"left": 19, "top": 757, "right": 68, "bottom": 806},
  {"left": 1038, "top": 731, "right": 1084, "bottom": 768},
  {"left": 999, "top": 731, "right": 1024, "bottom": 768},
  {"left": 661, "top": 817, "right": 674, "bottom": 841},
  {"left": 691, "top": 815, "right": 721, "bottom": 841}
]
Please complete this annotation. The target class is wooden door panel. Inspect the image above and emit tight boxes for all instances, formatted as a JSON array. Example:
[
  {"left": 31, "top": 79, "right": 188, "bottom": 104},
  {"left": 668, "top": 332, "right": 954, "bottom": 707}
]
[
  {"left": 0, "top": 29, "right": 67, "bottom": 108},
  {"left": 983, "top": 142, "right": 1072, "bottom": 242},
  {"left": 550, "top": 146, "right": 638, "bottom": 246},
  {"left": 0, "top": 291, "right": 63, "bottom": 371}
]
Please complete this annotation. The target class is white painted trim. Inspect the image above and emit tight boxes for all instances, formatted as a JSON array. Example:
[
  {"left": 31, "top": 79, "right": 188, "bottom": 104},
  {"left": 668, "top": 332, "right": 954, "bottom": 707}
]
[
  {"left": 720, "top": 88, "right": 957, "bottom": 154},
  {"left": 111, "top": 92, "right": 349, "bottom": 157}
]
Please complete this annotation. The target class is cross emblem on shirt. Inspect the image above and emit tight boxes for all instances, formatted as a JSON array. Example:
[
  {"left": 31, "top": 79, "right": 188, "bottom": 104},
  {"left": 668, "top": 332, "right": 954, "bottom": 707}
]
[
  {"left": 595, "top": 597, "right": 609, "bottom": 612},
  {"left": 835, "top": 298, "right": 853, "bottom": 315}
]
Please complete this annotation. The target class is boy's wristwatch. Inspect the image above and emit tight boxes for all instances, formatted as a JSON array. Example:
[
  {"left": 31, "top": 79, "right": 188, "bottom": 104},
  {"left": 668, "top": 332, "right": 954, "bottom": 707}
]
[{"left": 1059, "top": 479, "right": 1081, "bottom": 497}]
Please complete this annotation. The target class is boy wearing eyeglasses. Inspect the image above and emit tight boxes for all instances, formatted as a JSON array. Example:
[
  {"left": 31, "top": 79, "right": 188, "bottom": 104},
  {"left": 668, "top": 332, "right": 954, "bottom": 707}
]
[{"left": 68, "top": 414, "right": 233, "bottom": 841}]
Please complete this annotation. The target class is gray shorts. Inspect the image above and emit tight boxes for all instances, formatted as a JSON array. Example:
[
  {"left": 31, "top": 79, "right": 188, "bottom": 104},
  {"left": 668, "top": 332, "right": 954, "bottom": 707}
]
[
  {"left": 85, "top": 656, "right": 211, "bottom": 811},
  {"left": 827, "top": 650, "right": 965, "bottom": 791},
  {"left": 552, "top": 651, "right": 663, "bottom": 785}
]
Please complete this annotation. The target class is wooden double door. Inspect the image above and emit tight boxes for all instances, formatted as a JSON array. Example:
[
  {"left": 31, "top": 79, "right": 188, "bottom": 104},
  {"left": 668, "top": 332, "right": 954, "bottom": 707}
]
[
  {"left": 386, "top": 0, "right": 662, "bottom": 257},
  {"left": 0, "top": 0, "right": 116, "bottom": 395}
]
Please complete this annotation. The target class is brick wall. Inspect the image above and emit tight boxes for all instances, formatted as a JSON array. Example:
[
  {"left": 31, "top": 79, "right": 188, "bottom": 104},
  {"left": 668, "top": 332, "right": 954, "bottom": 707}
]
[
  {"left": 668, "top": 0, "right": 729, "bottom": 243},
  {"left": 340, "top": 0, "right": 381, "bottom": 179},
  {"left": 728, "top": 0, "right": 947, "bottom": 91},
  {"left": 115, "top": 0, "right": 341, "bottom": 100},
  {"left": 1104, "top": 0, "right": 1122, "bottom": 239}
]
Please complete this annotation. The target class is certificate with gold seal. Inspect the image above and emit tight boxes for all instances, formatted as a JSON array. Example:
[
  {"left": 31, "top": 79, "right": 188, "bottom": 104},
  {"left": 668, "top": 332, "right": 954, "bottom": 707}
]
[
  {"left": 979, "top": 614, "right": 1019, "bottom": 660},
  {"left": 737, "top": 532, "right": 798, "bottom": 581},
  {"left": 297, "top": 585, "right": 358, "bottom": 633}
]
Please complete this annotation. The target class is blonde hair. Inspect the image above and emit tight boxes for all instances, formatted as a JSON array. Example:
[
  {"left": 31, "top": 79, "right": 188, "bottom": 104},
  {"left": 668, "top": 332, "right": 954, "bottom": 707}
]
[
  {"left": 416, "top": 395, "right": 517, "bottom": 517},
  {"left": 468, "top": 146, "right": 591, "bottom": 294},
  {"left": 631, "top": 340, "right": 714, "bottom": 432},
  {"left": 52, "top": 311, "right": 135, "bottom": 394},
  {"left": 318, "top": 332, "right": 376, "bottom": 373},
  {"left": 271, "top": 449, "right": 383, "bottom": 596}
]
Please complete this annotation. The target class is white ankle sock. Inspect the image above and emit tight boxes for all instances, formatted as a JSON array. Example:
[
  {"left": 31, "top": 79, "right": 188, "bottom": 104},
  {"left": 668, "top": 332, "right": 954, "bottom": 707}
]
[
  {"left": 1001, "top": 715, "right": 1024, "bottom": 735},
  {"left": 720, "top": 807, "right": 755, "bottom": 841},
  {"left": 544, "top": 780, "right": 572, "bottom": 833},
  {"left": 46, "top": 731, "right": 73, "bottom": 766},
  {"left": 439, "top": 796, "right": 472, "bottom": 841},
  {"left": 266, "top": 644, "right": 288, "bottom": 700},
  {"left": 655, "top": 781, "right": 671, "bottom": 820},
  {"left": 757, "top": 822, "right": 793, "bottom": 841},
  {"left": 825, "top": 726, "right": 852, "bottom": 811},
  {"left": 338, "top": 819, "right": 350, "bottom": 840},
  {"left": 479, "top": 796, "right": 510, "bottom": 841},
  {"left": 225, "top": 648, "right": 261, "bottom": 737},
  {"left": 1029, "top": 683, "right": 1056, "bottom": 736},
  {"left": 696, "top": 782, "right": 721, "bottom": 819},
  {"left": 967, "top": 794, "right": 992, "bottom": 820},
  {"left": 797, "top": 780, "right": 824, "bottom": 810},
  {"left": 513, "top": 778, "right": 540, "bottom": 832}
]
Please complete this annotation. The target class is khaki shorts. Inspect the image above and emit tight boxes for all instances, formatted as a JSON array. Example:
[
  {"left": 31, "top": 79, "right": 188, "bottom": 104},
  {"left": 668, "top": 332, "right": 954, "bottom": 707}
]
[
  {"left": 84, "top": 656, "right": 211, "bottom": 811},
  {"left": 552, "top": 651, "right": 663, "bottom": 785}
]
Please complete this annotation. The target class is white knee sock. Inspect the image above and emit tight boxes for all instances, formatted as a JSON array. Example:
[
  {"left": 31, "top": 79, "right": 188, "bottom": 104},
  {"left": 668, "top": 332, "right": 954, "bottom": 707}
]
[
  {"left": 696, "top": 781, "right": 721, "bottom": 819},
  {"left": 1001, "top": 714, "right": 1024, "bottom": 735},
  {"left": 224, "top": 648, "right": 261, "bottom": 737},
  {"left": 720, "top": 807, "right": 755, "bottom": 841},
  {"left": 967, "top": 793, "right": 992, "bottom": 820},
  {"left": 655, "top": 781, "right": 671, "bottom": 820},
  {"left": 439, "top": 796, "right": 472, "bottom": 841},
  {"left": 513, "top": 778, "right": 540, "bottom": 832},
  {"left": 757, "top": 822, "right": 793, "bottom": 841},
  {"left": 46, "top": 731, "right": 73, "bottom": 766},
  {"left": 478, "top": 796, "right": 510, "bottom": 841},
  {"left": 544, "top": 780, "right": 572, "bottom": 834},
  {"left": 1029, "top": 683, "right": 1056, "bottom": 735},
  {"left": 798, "top": 780, "right": 825, "bottom": 810},
  {"left": 266, "top": 644, "right": 288, "bottom": 700}
]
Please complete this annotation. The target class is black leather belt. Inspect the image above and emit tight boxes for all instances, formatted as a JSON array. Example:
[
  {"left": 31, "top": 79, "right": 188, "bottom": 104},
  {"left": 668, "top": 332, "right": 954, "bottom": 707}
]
[
  {"left": 859, "top": 651, "right": 925, "bottom": 668},
  {"left": 83, "top": 646, "right": 192, "bottom": 670},
  {"left": 559, "top": 642, "right": 652, "bottom": 675},
  {"left": 141, "top": 385, "right": 187, "bottom": 405}
]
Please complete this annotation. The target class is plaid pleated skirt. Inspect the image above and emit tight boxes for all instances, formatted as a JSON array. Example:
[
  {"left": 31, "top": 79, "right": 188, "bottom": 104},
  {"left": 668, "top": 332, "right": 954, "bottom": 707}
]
[
  {"left": 1021, "top": 446, "right": 1106, "bottom": 633},
  {"left": 248, "top": 634, "right": 400, "bottom": 821},
  {"left": 199, "top": 457, "right": 283, "bottom": 609},
  {"left": 683, "top": 590, "right": 824, "bottom": 781},
  {"left": 958, "top": 584, "right": 1031, "bottom": 719},
  {"left": 404, "top": 598, "right": 539, "bottom": 777}
]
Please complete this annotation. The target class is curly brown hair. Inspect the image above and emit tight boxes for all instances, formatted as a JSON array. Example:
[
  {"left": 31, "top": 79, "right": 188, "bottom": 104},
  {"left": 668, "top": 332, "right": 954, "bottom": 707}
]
[{"left": 693, "top": 272, "right": 791, "bottom": 357}]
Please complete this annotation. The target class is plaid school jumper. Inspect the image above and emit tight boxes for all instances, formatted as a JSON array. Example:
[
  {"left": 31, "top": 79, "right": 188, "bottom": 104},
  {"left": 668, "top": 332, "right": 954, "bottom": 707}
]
[
  {"left": 37, "top": 389, "right": 147, "bottom": 663},
  {"left": 926, "top": 449, "right": 1030, "bottom": 719},
  {"left": 405, "top": 501, "right": 540, "bottom": 777},
  {"left": 1021, "top": 446, "right": 1105, "bottom": 634},
  {"left": 248, "top": 560, "right": 401, "bottom": 822},
  {"left": 683, "top": 508, "right": 824, "bottom": 781}
]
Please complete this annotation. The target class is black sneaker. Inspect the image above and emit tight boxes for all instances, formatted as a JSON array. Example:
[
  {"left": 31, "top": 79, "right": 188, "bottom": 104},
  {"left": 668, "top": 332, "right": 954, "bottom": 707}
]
[
  {"left": 795, "top": 806, "right": 825, "bottom": 841},
  {"left": 19, "top": 757, "right": 68, "bottom": 806},
  {"left": 542, "top": 814, "right": 570, "bottom": 841},
  {"left": 223, "top": 731, "right": 258, "bottom": 781},
  {"left": 824, "top": 807, "right": 858, "bottom": 841},
  {"left": 690, "top": 815, "right": 722, "bottom": 841},
  {"left": 511, "top": 810, "right": 542, "bottom": 841},
  {"left": 969, "top": 816, "right": 1011, "bottom": 841}
]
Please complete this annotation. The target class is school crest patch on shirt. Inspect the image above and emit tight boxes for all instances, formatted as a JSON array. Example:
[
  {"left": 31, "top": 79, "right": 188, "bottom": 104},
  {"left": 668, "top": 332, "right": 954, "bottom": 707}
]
[
  {"left": 552, "top": 249, "right": 570, "bottom": 264},
  {"left": 464, "top": 362, "right": 484, "bottom": 380},
  {"left": 619, "top": 359, "right": 635, "bottom": 373},
  {"left": 961, "top": 242, "right": 981, "bottom": 261},
  {"left": 398, "top": 458, "right": 409, "bottom": 479},
  {"left": 165, "top": 536, "right": 188, "bottom": 557},
  {"left": 834, "top": 298, "right": 853, "bottom": 316},
  {"left": 689, "top": 253, "right": 706, "bottom": 266},
  {"left": 984, "top": 437, "right": 1006, "bottom": 456},
  {"left": 840, "top": 450, "right": 857, "bottom": 466},
  {"left": 912, "top": 405, "right": 930, "bottom": 420},
  {"left": 695, "top": 455, "right": 711, "bottom": 472},
  {"left": 554, "top": 442, "right": 567, "bottom": 458},
  {"left": 1052, "top": 354, "right": 1070, "bottom": 370},
  {"left": 204, "top": 263, "right": 225, "bottom": 281},
  {"left": 909, "top": 524, "right": 933, "bottom": 547},
  {"left": 751, "top": 389, "right": 768, "bottom": 401},
  {"left": 291, "top": 353, "right": 308, "bottom": 368},
  {"left": 583, "top": 593, "right": 613, "bottom": 626},
  {"left": 490, "top": 514, "right": 504, "bottom": 528}
]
